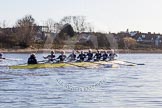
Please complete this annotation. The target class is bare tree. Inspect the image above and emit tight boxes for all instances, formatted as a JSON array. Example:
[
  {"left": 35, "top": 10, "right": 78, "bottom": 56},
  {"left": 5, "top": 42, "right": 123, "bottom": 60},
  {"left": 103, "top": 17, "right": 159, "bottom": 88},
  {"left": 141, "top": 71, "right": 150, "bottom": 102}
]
[
  {"left": 45, "top": 19, "right": 55, "bottom": 33},
  {"left": 60, "top": 16, "right": 88, "bottom": 33},
  {"left": 73, "top": 16, "right": 86, "bottom": 32},
  {"left": 44, "top": 19, "right": 64, "bottom": 33},
  {"left": 86, "top": 23, "right": 94, "bottom": 32},
  {"left": 15, "top": 15, "right": 37, "bottom": 48},
  {"left": 16, "top": 15, "right": 35, "bottom": 27},
  {"left": 2, "top": 20, "right": 7, "bottom": 28},
  {"left": 53, "top": 22, "right": 62, "bottom": 33},
  {"left": 0, "top": 21, "right": 2, "bottom": 28},
  {"left": 0, "top": 20, "right": 8, "bottom": 28},
  {"left": 60, "top": 16, "right": 72, "bottom": 25},
  {"left": 123, "top": 37, "right": 137, "bottom": 49}
]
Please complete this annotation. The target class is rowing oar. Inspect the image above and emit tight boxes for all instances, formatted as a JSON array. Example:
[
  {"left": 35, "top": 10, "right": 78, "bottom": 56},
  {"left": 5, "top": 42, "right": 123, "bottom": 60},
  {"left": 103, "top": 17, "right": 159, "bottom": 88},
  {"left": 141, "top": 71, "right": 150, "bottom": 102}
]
[
  {"left": 92, "top": 61, "right": 135, "bottom": 67},
  {"left": 1, "top": 58, "right": 22, "bottom": 61},
  {"left": 65, "top": 62, "right": 89, "bottom": 69},
  {"left": 41, "top": 58, "right": 89, "bottom": 68},
  {"left": 38, "top": 60, "right": 49, "bottom": 63},
  {"left": 122, "top": 60, "right": 145, "bottom": 65},
  {"left": 15, "top": 60, "right": 47, "bottom": 66},
  {"left": 114, "top": 62, "right": 135, "bottom": 66},
  {"left": 64, "top": 58, "right": 89, "bottom": 68}
]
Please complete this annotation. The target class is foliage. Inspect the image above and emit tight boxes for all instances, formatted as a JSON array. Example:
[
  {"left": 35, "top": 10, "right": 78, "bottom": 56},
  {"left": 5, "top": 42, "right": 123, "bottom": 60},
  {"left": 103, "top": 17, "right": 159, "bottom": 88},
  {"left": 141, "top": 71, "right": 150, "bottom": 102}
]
[
  {"left": 60, "top": 16, "right": 93, "bottom": 33},
  {"left": 15, "top": 15, "right": 37, "bottom": 48},
  {"left": 0, "top": 15, "right": 161, "bottom": 49},
  {"left": 123, "top": 37, "right": 137, "bottom": 49}
]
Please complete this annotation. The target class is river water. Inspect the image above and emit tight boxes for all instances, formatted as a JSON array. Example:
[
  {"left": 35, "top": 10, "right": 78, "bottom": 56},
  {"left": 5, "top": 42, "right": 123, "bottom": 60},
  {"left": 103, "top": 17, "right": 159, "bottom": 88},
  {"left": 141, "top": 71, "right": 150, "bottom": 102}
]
[{"left": 0, "top": 53, "right": 162, "bottom": 108}]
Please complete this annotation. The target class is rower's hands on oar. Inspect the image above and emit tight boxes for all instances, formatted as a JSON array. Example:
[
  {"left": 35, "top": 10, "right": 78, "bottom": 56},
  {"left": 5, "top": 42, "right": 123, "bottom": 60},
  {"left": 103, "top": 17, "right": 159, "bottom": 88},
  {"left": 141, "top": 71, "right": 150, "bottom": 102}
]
[{"left": 38, "top": 60, "right": 47, "bottom": 63}]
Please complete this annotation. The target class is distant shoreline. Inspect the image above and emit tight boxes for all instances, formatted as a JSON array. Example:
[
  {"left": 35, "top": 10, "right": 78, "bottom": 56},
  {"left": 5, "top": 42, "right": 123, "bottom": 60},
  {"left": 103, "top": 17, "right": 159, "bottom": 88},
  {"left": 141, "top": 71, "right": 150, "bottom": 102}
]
[{"left": 0, "top": 48, "right": 162, "bottom": 54}]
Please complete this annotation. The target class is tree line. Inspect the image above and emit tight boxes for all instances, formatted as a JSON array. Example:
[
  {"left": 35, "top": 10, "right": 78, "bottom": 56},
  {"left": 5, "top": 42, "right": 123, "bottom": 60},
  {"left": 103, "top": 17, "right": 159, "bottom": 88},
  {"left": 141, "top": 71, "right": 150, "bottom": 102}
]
[
  {"left": 1, "top": 14, "right": 159, "bottom": 50},
  {"left": 0, "top": 15, "right": 94, "bottom": 48}
]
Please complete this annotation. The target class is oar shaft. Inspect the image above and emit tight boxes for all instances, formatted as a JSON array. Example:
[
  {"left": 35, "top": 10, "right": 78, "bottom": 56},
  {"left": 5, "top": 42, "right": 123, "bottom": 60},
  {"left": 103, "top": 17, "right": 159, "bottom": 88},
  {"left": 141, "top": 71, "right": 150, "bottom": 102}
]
[
  {"left": 66, "top": 62, "right": 88, "bottom": 68},
  {"left": 4, "top": 58, "right": 22, "bottom": 61},
  {"left": 123, "top": 60, "right": 145, "bottom": 65}
]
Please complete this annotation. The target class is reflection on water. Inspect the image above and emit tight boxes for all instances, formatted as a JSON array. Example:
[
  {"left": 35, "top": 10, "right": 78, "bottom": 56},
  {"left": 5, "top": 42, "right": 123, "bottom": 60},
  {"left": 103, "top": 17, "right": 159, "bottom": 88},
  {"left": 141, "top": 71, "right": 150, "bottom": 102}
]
[{"left": 0, "top": 53, "right": 162, "bottom": 108}]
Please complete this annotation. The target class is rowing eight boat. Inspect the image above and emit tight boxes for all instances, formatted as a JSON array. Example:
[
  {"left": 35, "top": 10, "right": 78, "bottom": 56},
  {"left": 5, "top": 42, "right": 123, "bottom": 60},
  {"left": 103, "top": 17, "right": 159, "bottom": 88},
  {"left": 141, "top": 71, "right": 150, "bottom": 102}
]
[{"left": 9, "top": 60, "right": 122, "bottom": 69}]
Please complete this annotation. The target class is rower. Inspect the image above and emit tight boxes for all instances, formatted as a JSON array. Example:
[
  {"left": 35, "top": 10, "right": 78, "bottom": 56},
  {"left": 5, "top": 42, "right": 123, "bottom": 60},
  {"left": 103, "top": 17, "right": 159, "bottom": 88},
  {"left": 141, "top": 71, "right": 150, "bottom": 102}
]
[
  {"left": 77, "top": 51, "right": 86, "bottom": 62},
  {"left": 0, "top": 53, "right": 5, "bottom": 59},
  {"left": 86, "top": 49, "right": 93, "bottom": 62},
  {"left": 28, "top": 53, "right": 38, "bottom": 64},
  {"left": 57, "top": 51, "right": 67, "bottom": 62},
  {"left": 43, "top": 50, "right": 55, "bottom": 62},
  {"left": 94, "top": 50, "right": 102, "bottom": 61},
  {"left": 67, "top": 50, "right": 76, "bottom": 62},
  {"left": 102, "top": 51, "right": 108, "bottom": 61},
  {"left": 109, "top": 49, "right": 117, "bottom": 61}
]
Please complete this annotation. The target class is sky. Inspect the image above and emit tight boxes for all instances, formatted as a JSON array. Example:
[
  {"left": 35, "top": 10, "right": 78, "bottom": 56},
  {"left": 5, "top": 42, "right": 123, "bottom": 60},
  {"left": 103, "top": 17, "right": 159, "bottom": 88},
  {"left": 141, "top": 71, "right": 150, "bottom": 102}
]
[{"left": 0, "top": 0, "right": 162, "bottom": 33}]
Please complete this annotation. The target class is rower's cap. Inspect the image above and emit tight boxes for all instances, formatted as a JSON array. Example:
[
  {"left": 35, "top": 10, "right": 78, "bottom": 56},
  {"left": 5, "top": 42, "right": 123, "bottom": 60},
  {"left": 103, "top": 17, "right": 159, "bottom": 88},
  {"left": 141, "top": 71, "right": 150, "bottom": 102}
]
[
  {"left": 61, "top": 50, "right": 65, "bottom": 54},
  {"left": 51, "top": 50, "right": 55, "bottom": 54},
  {"left": 31, "top": 53, "right": 36, "bottom": 58},
  {"left": 81, "top": 51, "right": 84, "bottom": 53},
  {"left": 72, "top": 50, "right": 75, "bottom": 53},
  {"left": 89, "top": 49, "right": 92, "bottom": 52}
]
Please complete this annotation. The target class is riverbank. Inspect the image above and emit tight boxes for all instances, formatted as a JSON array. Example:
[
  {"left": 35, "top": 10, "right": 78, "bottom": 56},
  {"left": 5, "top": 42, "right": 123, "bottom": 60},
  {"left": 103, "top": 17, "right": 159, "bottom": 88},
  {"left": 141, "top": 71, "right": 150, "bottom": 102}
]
[{"left": 1, "top": 48, "right": 162, "bottom": 53}]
